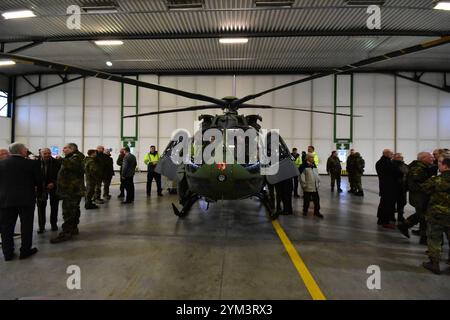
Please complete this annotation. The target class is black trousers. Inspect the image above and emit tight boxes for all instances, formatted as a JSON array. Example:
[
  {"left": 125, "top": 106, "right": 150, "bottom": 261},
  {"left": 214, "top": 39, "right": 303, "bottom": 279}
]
[
  {"left": 123, "top": 176, "right": 135, "bottom": 202},
  {"left": 303, "top": 192, "right": 320, "bottom": 214},
  {"left": 394, "top": 191, "right": 407, "bottom": 218},
  {"left": 404, "top": 205, "right": 427, "bottom": 237},
  {"left": 330, "top": 173, "right": 341, "bottom": 189},
  {"left": 0, "top": 206, "right": 35, "bottom": 258},
  {"left": 147, "top": 170, "right": 162, "bottom": 195},
  {"left": 293, "top": 176, "right": 299, "bottom": 196},
  {"left": 377, "top": 194, "right": 396, "bottom": 224},
  {"left": 37, "top": 191, "right": 59, "bottom": 230},
  {"left": 119, "top": 174, "right": 125, "bottom": 195}
]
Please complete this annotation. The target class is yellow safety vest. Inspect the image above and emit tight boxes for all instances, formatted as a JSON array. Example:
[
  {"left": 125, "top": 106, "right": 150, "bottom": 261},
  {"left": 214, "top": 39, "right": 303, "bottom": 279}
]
[
  {"left": 294, "top": 156, "right": 302, "bottom": 168},
  {"left": 144, "top": 153, "right": 160, "bottom": 166},
  {"left": 313, "top": 152, "right": 319, "bottom": 167}
]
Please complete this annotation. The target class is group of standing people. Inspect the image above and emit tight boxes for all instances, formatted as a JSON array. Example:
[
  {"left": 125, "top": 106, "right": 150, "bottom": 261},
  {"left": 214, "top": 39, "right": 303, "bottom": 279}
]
[
  {"left": 0, "top": 142, "right": 140, "bottom": 261},
  {"left": 376, "top": 148, "right": 450, "bottom": 275}
]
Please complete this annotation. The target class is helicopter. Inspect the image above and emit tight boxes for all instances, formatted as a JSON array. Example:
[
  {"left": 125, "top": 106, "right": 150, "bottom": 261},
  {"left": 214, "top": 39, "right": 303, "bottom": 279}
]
[{"left": 1, "top": 36, "right": 449, "bottom": 219}]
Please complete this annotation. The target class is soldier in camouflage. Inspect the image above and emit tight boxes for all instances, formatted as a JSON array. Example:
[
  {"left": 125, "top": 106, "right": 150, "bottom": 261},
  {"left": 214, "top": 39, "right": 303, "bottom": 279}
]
[
  {"left": 84, "top": 149, "right": 100, "bottom": 210},
  {"left": 51, "top": 143, "right": 85, "bottom": 244},
  {"left": 420, "top": 157, "right": 450, "bottom": 275},
  {"left": 397, "top": 152, "right": 435, "bottom": 244},
  {"left": 353, "top": 152, "right": 365, "bottom": 196}
]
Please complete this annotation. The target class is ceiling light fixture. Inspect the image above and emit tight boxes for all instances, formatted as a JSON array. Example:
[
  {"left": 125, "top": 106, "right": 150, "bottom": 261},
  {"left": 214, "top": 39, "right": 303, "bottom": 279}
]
[
  {"left": 106, "top": 61, "right": 113, "bottom": 67},
  {"left": 0, "top": 60, "right": 16, "bottom": 66},
  {"left": 219, "top": 38, "right": 249, "bottom": 44},
  {"left": 82, "top": 5, "right": 118, "bottom": 14},
  {"left": 434, "top": 1, "right": 450, "bottom": 10},
  {"left": 166, "top": 1, "right": 204, "bottom": 11},
  {"left": 254, "top": 1, "right": 294, "bottom": 8},
  {"left": 95, "top": 40, "right": 124, "bottom": 46},
  {"left": 1, "top": 10, "right": 36, "bottom": 19},
  {"left": 344, "top": 0, "right": 385, "bottom": 6}
]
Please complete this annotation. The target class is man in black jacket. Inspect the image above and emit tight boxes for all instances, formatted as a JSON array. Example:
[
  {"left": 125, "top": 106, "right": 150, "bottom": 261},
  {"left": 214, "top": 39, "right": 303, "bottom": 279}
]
[
  {"left": 121, "top": 147, "right": 137, "bottom": 204},
  {"left": 0, "top": 142, "right": 42, "bottom": 261},
  {"left": 375, "top": 149, "right": 400, "bottom": 229},
  {"left": 37, "top": 148, "right": 61, "bottom": 233}
]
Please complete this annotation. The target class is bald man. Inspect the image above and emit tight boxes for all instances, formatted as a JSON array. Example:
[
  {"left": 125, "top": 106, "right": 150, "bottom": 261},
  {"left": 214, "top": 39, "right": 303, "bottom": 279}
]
[
  {"left": 0, "top": 149, "right": 9, "bottom": 160},
  {"left": 398, "top": 152, "right": 435, "bottom": 244}
]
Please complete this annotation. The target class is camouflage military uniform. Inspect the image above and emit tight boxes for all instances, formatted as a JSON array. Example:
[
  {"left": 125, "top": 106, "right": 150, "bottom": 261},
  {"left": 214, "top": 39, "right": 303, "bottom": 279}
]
[
  {"left": 402, "top": 160, "right": 433, "bottom": 238},
  {"left": 421, "top": 171, "right": 450, "bottom": 262},
  {"left": 56, "top": 152, "right": 85, "bottom": 235},
  {"left": 84, "top": 157, "right": 101, "bottom": 207},
  {"left": 353, "top": 154, "right": 365, "bottom": 195}
]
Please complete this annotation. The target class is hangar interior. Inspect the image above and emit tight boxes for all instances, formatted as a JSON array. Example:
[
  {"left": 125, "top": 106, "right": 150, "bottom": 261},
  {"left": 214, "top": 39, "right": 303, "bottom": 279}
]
[{"left": 0, "top": 0, "right": 450, "bottom": 300}]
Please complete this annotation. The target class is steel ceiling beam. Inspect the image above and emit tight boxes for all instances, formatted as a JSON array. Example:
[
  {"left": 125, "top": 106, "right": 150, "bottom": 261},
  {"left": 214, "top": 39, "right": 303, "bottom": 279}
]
[
  {"left": 7, "top": 42, "right": 44, "bottom": 54},
  {"left": 0, "top": 30, "right": 449, "bottom": 44},
  {"left": 16, "top": 75, "right": 85, "bottom": 100},
  {"left": 395, "top": 72, "right": 450, "bottom": 93}
]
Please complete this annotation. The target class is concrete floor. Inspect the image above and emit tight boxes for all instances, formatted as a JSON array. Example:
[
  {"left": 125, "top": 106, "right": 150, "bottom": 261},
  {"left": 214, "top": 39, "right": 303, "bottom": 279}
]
[{"left": 0, "top": 174, "right": 449, "bottom": 300}]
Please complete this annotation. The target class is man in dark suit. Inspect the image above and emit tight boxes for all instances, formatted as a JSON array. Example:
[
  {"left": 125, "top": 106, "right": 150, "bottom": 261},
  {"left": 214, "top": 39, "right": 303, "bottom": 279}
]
[
  {"left": 375, "top": 149, "right": 401, "bottom": 229},
  {"left": 37, "top": 148, "right": 61, "bottom": 234},
  {"left": 0, "top": 142, "right": 42, "bottom": 261}
]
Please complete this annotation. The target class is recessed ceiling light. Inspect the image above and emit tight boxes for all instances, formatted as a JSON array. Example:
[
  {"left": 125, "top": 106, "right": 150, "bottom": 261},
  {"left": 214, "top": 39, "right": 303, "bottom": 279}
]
[
  {"left": 166, "top": 1, "right": 204, "bottom": 10},
  {"left": 95, "top": 40, "right": 124, "bottom": 46},
  {"left": 254, "top": 1, "right": 294, "bottom": 8},
  {"left": 344, "top": 0, "right": 385, "bottom": 6},
  {"left": 82, "top": 5, "right": 118, "bottom": 14},
  {"left": 106, "top": 61, "right": 113, "bottom": 67},
  {"left": 434, "top": 1, "right": 450, "bottom": 10},
  {"left": 0, "top": 60, "right": 16, "bottom": 66},
  {"left": 219, "top": 38, "right": 249, "bottom": 44},
  {"left": 1, "top": 10, "right": 36, "bottom": 19}
]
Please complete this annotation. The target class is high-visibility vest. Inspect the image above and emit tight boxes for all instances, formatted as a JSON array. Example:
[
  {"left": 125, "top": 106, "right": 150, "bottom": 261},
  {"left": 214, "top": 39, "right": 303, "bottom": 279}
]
[
  {"left": 312, "top": 152, "right": 319, "bottom": 167},
  {"left": 294, "top": 155, "right": 302, "bottom": 168},
  {"left": 144, "top": 153, "right": 159, "bottom": 166}
]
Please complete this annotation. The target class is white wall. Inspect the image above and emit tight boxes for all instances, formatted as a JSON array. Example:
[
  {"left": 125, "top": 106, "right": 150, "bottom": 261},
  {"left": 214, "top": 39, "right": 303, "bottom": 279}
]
[
  {"left": 0, "top": 75, "right": 11, "bottom": 149},
  {"left": 0, "top": 117, "right": 11, "bottom": 149},
  {"left": 13, "top": 73, "right": 450, "bottom": 174}
]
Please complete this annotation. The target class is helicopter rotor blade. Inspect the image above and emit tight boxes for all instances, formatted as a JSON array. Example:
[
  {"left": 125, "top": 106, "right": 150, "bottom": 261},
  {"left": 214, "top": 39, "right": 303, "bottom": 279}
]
[
  {"left": 232, "top": 36, "right": 450, "bottom": 107},
  {"left": 123, "top": 105, "right": 222, "bottom": 118},
  {"left": 0, "top": 52, "right": 227, "bottom": 107},
  {"left": 239, "top": 104, "right": 361, "bottom": 117}
]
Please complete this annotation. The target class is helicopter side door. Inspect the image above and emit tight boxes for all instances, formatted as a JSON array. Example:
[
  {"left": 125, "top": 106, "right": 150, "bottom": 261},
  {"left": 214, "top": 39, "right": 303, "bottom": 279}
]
[
  {"left": 155, "top": 130, "right": 191, "bottom": 181},
  {"left": 261, "top": 132, "right": 299, "bottom": 185}
]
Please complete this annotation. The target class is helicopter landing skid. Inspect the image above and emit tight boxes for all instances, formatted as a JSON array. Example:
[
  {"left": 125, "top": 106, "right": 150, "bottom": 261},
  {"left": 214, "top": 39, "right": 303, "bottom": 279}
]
[
  {"left": 172, "top": 194, "right": 199, "bottom": 218},
  {"left": 256, "top": 192, "right": 279, "bottom": 220}
]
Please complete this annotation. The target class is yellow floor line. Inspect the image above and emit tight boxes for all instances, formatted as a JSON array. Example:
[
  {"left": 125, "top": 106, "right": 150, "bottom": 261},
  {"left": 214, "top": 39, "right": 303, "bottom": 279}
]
[{"left": 272, "top": 219, "right": 326, "bottom": 300}]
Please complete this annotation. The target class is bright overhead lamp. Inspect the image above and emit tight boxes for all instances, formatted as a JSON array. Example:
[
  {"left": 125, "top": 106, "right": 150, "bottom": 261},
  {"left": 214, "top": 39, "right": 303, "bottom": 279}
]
[
  {"left": 1, "top": 10, "right": 36, "bottom": 19},
  {"left": 219, "top": 38, "right": 249, "bottom": 44},
  {"left": 434, "top": 1, "right": 450, "bottom": 10},
  {"left": 106, "top": 61, "right": 113, "bottom": 67},
  {"left": 0, "top": 60, "right": 16, "bottom": 66},
  {"left": 95, "top": 40, "right": 124, "bottom": 46}
]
